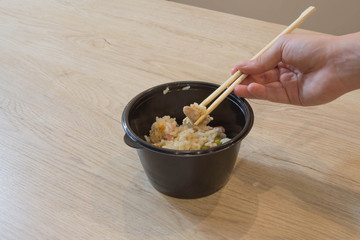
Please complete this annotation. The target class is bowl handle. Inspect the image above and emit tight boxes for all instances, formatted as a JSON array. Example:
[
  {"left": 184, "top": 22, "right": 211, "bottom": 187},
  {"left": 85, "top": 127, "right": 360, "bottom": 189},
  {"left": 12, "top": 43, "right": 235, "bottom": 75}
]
[{"left": 123, "top": 134, "right": 142, "bottom": 149}]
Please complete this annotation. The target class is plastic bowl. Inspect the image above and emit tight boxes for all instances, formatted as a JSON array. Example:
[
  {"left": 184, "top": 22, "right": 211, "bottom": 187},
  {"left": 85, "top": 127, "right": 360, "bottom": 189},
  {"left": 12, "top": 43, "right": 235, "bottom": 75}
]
[{"left": 122, "top": 81, "right": 254, "bottom": 198}]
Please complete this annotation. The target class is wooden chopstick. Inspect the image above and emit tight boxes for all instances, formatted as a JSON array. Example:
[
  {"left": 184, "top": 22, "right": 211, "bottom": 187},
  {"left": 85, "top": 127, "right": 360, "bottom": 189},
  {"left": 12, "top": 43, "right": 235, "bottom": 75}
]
[{"left": 194, "top": 6, "right": 316, "bottom": 125}]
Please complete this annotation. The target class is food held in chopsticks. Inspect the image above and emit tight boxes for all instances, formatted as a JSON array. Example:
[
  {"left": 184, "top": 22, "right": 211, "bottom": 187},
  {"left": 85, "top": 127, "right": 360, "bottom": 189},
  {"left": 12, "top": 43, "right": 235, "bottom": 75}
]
[
  {"left": 183, "top": 103, "right": 212, "bottom": 126},
  {"left": 145, "top": 103, "right": 230, "bottom": 150}
]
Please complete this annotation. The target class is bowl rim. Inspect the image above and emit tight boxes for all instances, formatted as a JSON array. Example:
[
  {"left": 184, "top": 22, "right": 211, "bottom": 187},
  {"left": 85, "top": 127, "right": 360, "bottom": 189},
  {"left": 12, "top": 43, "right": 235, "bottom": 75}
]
[{"left": 122, "top": 81, "right": 254, "bottom": 155}]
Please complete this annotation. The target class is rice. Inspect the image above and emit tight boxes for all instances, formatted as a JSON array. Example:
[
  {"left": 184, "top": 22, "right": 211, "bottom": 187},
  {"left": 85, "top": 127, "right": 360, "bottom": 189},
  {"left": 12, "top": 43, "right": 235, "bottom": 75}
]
[
  {"left": 145, "top": 103, "right": 230, "bottom": 150},
  {"left": 163, "top": 87, "right": 170, "bottom": 95}
]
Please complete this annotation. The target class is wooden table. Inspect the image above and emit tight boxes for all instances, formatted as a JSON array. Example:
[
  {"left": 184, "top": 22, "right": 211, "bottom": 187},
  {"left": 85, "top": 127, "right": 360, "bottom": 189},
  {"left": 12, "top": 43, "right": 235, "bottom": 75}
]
[{"left": 1, "top": 0, "right": 359, "bottom": 239}]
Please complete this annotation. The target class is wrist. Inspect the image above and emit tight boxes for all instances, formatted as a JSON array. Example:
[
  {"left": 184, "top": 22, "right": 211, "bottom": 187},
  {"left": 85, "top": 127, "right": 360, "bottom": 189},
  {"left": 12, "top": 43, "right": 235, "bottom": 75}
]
[{"left": 331, "top": 32, "right": 360, "bottom": 92}]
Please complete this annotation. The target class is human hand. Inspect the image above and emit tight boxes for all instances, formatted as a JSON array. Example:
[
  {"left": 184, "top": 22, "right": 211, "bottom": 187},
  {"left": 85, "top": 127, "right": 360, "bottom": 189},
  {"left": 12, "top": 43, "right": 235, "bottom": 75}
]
[{"left": 232, "top": 33, "right": 360, "bottom": 106}]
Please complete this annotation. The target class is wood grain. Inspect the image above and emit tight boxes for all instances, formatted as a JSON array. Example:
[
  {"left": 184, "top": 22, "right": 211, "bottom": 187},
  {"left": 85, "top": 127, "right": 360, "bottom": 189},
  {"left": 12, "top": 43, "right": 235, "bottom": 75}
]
[{"left": 0, "top": 0, "right": 359, "bottom": 239}]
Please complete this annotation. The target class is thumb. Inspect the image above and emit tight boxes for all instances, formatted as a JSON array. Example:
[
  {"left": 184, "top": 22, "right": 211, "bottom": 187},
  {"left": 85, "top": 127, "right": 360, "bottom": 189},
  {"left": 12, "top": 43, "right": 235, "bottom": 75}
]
[{"left": 234, "top": 35, "right": 287, "bottom": 75}]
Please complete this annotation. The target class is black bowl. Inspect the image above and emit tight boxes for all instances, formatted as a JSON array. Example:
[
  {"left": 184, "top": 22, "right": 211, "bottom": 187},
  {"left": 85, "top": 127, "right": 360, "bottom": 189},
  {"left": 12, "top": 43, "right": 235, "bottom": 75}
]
[{"left": 122, "top": 81, "right": 254, "bottom": 198}]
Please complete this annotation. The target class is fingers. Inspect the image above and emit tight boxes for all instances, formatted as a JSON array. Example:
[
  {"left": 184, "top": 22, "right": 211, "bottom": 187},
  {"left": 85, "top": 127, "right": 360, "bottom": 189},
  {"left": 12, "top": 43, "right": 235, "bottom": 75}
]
[
  {"left": 233, "top": 35, "right": 289, "bottom": 75},
  {"left": 231, "top": 66, "right": 239, "bottom": 75},
  {"left": 261, "top": 85, "right": 291, "bottom": 104},
  {"left": 232, "top": 35, "right": 293, "bottom": 103},
  {"left": 237, "top": 68, "right": 280, "bottom": 85},
  {"left": 234, "top": 83, "right": 268, "bottom": 100},
  {"left": 231, "top": 61, "right": 247, "bottom": 75},
  {"left": 234, "top": 84, "right": 254, "bottom": 99},
  {"left": 234, "top": 83, "right": 291, "bottom": 104}
]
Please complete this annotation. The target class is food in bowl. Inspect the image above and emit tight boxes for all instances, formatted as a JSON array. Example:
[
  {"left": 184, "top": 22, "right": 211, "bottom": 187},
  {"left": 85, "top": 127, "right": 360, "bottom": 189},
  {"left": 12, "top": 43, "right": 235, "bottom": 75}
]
[{"left": 145, "top": 103, "right": 230, "bottom": 150}]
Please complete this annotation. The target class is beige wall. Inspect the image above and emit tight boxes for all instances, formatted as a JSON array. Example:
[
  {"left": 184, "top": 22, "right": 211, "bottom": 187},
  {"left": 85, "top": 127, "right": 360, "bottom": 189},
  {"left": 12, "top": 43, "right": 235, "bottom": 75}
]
[{"left": 171, "top": 0, "right": 360, "bottom": 35}]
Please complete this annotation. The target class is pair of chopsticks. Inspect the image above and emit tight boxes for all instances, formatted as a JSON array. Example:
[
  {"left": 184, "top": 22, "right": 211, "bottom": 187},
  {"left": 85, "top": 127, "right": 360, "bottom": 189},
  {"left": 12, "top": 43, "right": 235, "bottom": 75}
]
[{"left": 194, "top": 6, "right": 316, "bottom": 125}]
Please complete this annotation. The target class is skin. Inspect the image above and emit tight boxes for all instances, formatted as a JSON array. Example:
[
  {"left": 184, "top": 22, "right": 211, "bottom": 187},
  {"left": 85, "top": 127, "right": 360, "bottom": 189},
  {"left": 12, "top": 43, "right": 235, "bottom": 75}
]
[{"left": 232, "top": 32, "right": 360, "bottom": 106}]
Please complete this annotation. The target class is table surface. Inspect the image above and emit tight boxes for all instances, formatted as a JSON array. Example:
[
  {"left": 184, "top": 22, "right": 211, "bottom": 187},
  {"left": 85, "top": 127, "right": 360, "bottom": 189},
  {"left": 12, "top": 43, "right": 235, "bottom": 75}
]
[{"left": 1, "top": 0, "right": 359, "bottom": 239}]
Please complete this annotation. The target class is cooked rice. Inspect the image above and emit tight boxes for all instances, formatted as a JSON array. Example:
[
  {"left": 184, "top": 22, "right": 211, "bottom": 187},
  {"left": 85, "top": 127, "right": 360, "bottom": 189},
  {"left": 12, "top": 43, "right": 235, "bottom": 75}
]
[
  {"left": 163, "top": 87, "right": 170, "bottom": 95},
  {"left": 145, "top": 103, "right": 230, "bottom": 150}
]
